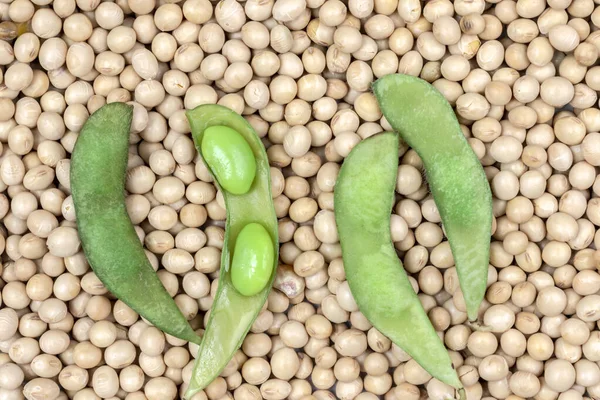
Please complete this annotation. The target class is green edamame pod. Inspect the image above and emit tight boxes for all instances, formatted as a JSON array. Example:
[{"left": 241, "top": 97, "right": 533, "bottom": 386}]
[
  {"left": 185, "top": 104, "right": 279, "bottom": 399},
  {"left": 71, "top": 103, "right": 201, "bottom": 345},
  {"left": 373, "top": 74, "right": 492, "bottom": 322},
  {"left": 334, "top": 132, "right": 463, "bottom": 394}
]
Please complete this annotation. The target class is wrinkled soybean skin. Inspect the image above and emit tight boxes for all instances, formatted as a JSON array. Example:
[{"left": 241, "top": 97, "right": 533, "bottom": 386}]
[
  {"left": 185, "top": 104, "right": 278, "bottom": 399},
  {"left": 201, "top": 125, "right": 257, "bottom": 195},
  {"left": 70, "top": 103, "right": 201, "bottom": 345},
  {"left": 231, "top": 222, "right": 275, "bottom": 296},
  {"left": 373, "top": 74, "right": 492, "bottom": 322},
  {"left": 334, "top": 132, "right": 463, "bottom": 391}
]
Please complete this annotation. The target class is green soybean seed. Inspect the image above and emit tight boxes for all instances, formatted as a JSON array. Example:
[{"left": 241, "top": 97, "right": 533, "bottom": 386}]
[
  {"left": 373, "top": 74, "right": 492, "bottom": 322},
  {"left": 71, "top": 103, "right": 201, "bottom": 345},
  {"left": 231, "top": 222, "right": 275, "bottom": 297},
  {"left": 334, "top": 131, "right": 464, "bottom": 396},
  {"left": 185, "top": 104, "right": 278, "bottom": 399},
  {"left": 201, "top": 125, "right": 257, "bottom": 195}
]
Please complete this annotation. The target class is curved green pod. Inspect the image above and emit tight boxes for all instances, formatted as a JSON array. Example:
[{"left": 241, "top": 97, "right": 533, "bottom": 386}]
[
  {"left": 334, "top": 131, "right": 463, "bottom": 393},
  {"left": 185, "top": 104, "right": 279, "bottom": 399},
  {"left": 71, "top": 102, "right": 201, "bottom": 345},
  {"left": 373, "top": 74, "right": 492, "bottom": 322}
]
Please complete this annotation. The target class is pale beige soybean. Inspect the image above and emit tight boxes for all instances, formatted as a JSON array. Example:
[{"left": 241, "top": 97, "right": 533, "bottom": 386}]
[
  {"left": 485, "top": 81, "right": 512, "bottom": 106},
  {"left": 91, "top": 365, "right": 119, "bottom": 398},
  {"left": 37, "top": 112, "right": 66, "bottom": 142},
  {"left": 519, "top": 170, "right": 546, "bottom": 199},
  {"left": 91, "top": 2, "right": 123, "bottom": 30},
  {"left": 283, "top": 126, "right": 312, "bottom": 158},
  {"left": 134, "top": 80, "right": 166, "bottom": 109},
  {"left": 297, "top": 74, "right": 327, "bottom": 102},
  {"left": 31, "top": 8, "right": 62, "bottom": 38},
  {"left": 540, "top": 76, "right": 574, "bottom": 107},
  {"left": 432, "top": 16, "right": 461, "bottom": 45},
  {"left": 509, "top": 371, "right": 540, "bottom": 397},
  {"left": 536, "top": 7, "right": 568, "bottom": 33},
  {"left": 26, "top": 209, "right": 59, "bottom": 239},
  {"left": 9, "top": 336, "right": 40, "bottom": 364},
  {"left": 14, "top": 33, "right": 40, "bottom": 64},
  {"left": 545, "top": 359, "right": 576, "bottom": 392},
  {"left": 152, "top": 4, "right": 181, "bottom": 32},
  {"left": 7, "top": 125, "right": 32, "bottom": 156},
  {"left": 559, "top": 55, "right": 587, "bottom": 85},
  {"left": 8, "top": 0, "right": 35, "bottom": 22},
  {"left": 240, "top": 21, "right": 270, "bottom": 50},
  {"left": 581, "top": 132, "right": 600, "bottom": 166},
  {"left": 66, "top": 42, "right": 95, "bottom": 78},
  {"left": 415, "top": 32, "right": 445, "bottom": 61},
  {"left": 4, "top": 62, "right": 33, "bottom": 91},
  {"left": 213, "top": 0, "right": 246, "bottom": 32},
  {"left": 104, "top": 340, "right": 136, "bottom": 369},
  {"left": 332, "top": 26, "right": 363, "bottom": 54},
  {"left": 317, "top": 0, "right": 346, "bottom": 26},
  {"left": 23, "top": 378, "right": 60, "bottom": 400},
  {"left": 575, "top": 42, "right": 598, "bottom": 66},
  {"left": 196, "top": 55, "right": 225, "bottom": 82},
  {"left": 14, "top": 98, "right": 41, "bottom": 130},
  {"left": 132, "top": 14, "right": 159, "bottom": 44},
  {"left": 269, "top": 25, "right": 293, "bottom": 54},
  {"left": 58, "top": 365, "right": 89, "bottom": 392},
  {"left": 462, "top": 70, "right": 491, "bottom": 96},
  {"left": 549, "top": 24, "right": 581, "bottom": 51},
  {"left": 148, "top": 150, "right": 175, "bottom": 177},
  {"left": 364, "top": 14, "right": 395, "bottom": 40},
  {"left": 456, "top": 92, "right": 490, "bottom": 120},
  {"left": 0, "top": 309, "right": 18, "bottom": 341},
  {"left": 197, "top": 24, "right": 225, "bottom": 55},
  {"left": 507, "top": 19, "right": 538, "bottom": 45},
  {"left": 87, "top": 27, "right": 109, "bottom": 54},
  {"left": 243, "top": 80, "right": 270, "bottom": 110},
  {"left": 346, "top": 60, "right": 374, "bottom": 91},
  {"left": 149, "top": 33, "right": 177, "bottom": 63},
  {"left": 130, "top": 48, "right": 159, "bottom": 80},
  {"left": 63, "top": 13, "right": 93, "bottom": 42},
  {"left": 476, "top": 40, "right": 504, "bottom": 71},
  {"left": 451, "top": 34, "right": 481, "bottom": 60},
  {"left": 39, "top": 330, "right": 70, "bottom": 355},
  {"left": 569, "top": 161, "right": 596, "bottom": 190},
  {"left": 172, "top": 43, "right": 203, "bottom": 73},
  {"left": 0, "top": 98, "right": 15, "bottom": 123},
  {"left": 0, "top": 363, "right": 25, "bottom": 390}
]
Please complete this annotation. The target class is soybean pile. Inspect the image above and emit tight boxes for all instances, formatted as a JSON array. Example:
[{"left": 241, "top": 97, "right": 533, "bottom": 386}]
[{"left": 2, "top": 0, "right": 600, "bottom": 399}]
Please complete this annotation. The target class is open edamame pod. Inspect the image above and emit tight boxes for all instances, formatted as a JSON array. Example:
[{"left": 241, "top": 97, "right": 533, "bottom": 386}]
[
  {"left": 185, "top": 104, "right": 279, "bottom": 399},
  {"left": 71, "top": 102, "right": 202, "bottom": 345},
  {"left": 335, "top": 132, "right": 464, "bottom": 396},
  {"left": 373, "top": 74, "right": 493, "bottom": 322}
]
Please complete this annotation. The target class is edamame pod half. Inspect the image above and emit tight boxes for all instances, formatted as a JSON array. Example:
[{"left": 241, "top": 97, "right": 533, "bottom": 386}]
[
  {"left": 373, "top": 74, "right": 493, "bottom": 322},
  {"left": 334, "top": 132, "right": 464, "bottom": 395},
  {"left": 185, "top": 104, "right": 279, "bottom": 399},
  {"left": 71, "top": 103, "right": 201, "bottom": 345}
]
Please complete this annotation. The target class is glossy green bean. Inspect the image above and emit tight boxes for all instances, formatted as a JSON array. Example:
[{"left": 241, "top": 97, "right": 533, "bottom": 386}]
[
  {"left": 373, "top": 74, "right": 492, "bottom": 322},
  {"left": 201, "top": 125, "right": 257, "bottom": 195},
  {"left": 185, "top": 104, "right": 278, "bottom": 399},
  {"left": 71, "top": 102, "right": 201, "bottom": 345},
  {"left": 230, "top": 222, "right": 275, "bottom": 296},
  {"left": 334, "top": 131, "right": 463, "bottom": 395}
]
